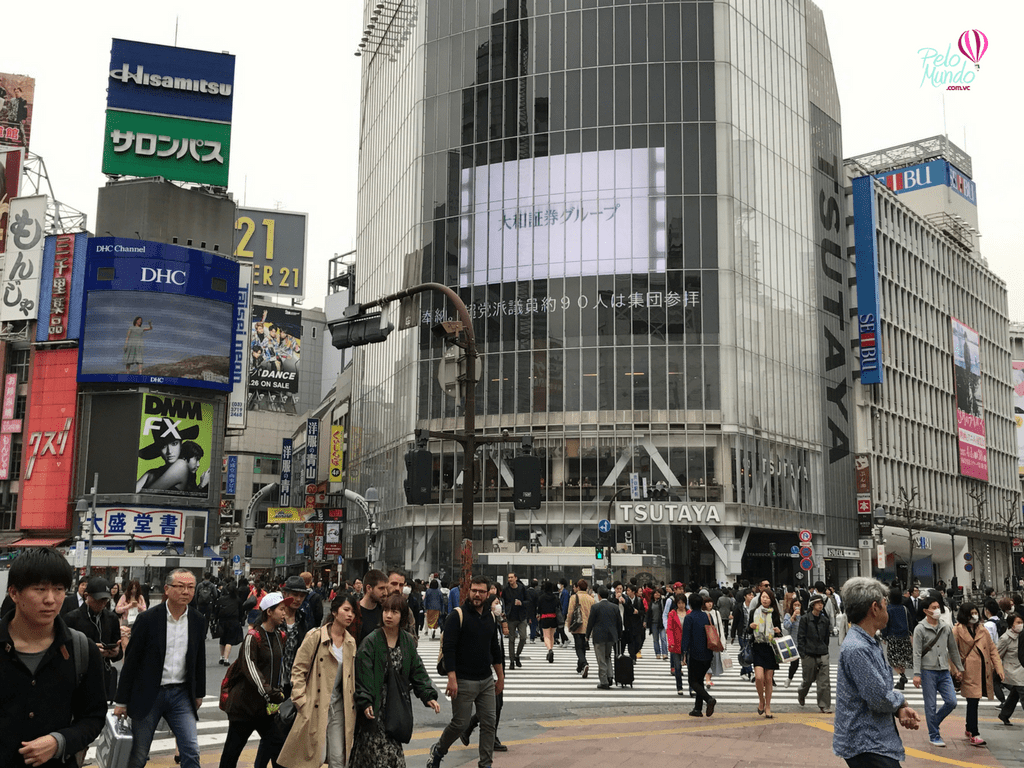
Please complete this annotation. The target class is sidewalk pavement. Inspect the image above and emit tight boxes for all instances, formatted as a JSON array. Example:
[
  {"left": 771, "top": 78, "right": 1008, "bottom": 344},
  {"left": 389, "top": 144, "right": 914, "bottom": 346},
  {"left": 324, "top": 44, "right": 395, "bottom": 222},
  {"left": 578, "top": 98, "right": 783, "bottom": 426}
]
[{"left": 141, "top": 711, "right": 1024, "bottom": 768}]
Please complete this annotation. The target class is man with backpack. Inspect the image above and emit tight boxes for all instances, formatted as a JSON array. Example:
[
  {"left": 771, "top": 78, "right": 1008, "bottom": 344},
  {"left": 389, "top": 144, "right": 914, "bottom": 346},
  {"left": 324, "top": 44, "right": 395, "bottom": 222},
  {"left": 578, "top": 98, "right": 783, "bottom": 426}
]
[
  {"left": 1, "top": 547, "right": 106, "bottom": 768},
  {"left": 195, "top": 574, "right": 219, "bottom": 638}
]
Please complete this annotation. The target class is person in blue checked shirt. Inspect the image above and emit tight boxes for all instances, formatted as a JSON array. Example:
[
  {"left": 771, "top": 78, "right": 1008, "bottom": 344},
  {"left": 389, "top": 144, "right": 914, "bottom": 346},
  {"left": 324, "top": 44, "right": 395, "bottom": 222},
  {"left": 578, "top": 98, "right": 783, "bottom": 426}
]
[{"left": 834, "top": 577, "right": 921, "bottom": 768}]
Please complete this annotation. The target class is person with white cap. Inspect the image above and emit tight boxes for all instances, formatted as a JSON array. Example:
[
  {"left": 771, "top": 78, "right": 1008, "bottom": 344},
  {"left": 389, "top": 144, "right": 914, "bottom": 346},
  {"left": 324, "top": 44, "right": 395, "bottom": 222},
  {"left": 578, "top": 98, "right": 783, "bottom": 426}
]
[{"left": 219, "top": 592, "right": 292, "bottom": 768}]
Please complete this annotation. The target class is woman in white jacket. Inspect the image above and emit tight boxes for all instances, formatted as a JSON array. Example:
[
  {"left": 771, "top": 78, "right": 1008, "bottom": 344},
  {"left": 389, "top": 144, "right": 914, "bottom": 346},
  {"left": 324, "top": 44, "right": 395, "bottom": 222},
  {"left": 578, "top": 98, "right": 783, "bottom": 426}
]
[{"left": 997, "top": 612, "right": 1024, "bottom": 726}]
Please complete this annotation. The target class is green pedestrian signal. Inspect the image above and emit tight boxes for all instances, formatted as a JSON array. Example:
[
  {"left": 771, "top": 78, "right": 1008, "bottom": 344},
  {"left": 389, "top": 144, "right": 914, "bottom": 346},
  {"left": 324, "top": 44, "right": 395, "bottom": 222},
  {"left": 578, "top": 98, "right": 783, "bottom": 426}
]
[{"left": 595, "top": 546, "right": 604, "bottom": 560}]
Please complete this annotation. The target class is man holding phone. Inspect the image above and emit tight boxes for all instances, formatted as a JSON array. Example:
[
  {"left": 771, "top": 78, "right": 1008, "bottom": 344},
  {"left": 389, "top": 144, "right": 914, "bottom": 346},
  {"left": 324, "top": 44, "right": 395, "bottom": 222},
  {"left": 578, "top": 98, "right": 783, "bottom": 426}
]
[{"left": 65, "top": 577, "right": 124, "bottom": 702}]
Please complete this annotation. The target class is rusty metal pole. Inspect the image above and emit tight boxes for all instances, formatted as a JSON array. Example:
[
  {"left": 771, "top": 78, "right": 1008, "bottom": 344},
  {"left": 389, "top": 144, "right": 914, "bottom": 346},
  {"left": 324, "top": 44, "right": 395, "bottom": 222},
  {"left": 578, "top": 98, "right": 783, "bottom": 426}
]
[{"left": 360, "top": 283, "right": 477, "bottom": 602}]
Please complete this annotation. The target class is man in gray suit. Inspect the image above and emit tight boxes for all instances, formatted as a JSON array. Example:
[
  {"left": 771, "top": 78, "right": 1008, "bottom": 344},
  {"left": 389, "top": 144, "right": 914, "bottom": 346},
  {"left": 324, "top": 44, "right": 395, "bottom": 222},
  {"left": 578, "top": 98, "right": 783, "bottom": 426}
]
[{"left": 585, "top": 587, "right": 623, "bottom": 690}]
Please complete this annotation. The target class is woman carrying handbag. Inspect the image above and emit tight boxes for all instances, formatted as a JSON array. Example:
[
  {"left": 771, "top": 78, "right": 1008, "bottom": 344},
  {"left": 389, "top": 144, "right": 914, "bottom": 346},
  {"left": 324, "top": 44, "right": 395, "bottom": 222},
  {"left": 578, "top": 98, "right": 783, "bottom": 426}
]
[
  {"left": 279, "top": 593, "right": 360, "bottom": 768},
  {"left": 351, "top": 592, "right": 441, "bottom": 767}
]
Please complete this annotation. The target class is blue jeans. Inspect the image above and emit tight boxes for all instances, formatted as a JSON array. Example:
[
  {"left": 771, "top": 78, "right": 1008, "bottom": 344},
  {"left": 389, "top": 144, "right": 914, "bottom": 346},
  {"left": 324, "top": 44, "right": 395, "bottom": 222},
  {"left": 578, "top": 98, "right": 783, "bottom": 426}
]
[
  {"left": 127, "top": 685, "right": 200, "bottom": 768},
  {"left": 652, "top": 629, "right": 666, "bottom": 656},
  {"left": 920, "top": 669, "right": 958, "bottom": 741}
]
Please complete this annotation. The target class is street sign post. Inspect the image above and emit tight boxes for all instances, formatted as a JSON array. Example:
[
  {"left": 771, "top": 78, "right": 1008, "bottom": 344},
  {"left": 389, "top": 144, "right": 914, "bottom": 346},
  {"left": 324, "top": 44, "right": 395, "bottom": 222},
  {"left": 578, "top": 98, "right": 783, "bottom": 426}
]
[
  {"left": 598, "top": 519, "right": 611, "bottom": 534},
  {"left": 799, "top": 530, "right": 812, "bottom": 543}
]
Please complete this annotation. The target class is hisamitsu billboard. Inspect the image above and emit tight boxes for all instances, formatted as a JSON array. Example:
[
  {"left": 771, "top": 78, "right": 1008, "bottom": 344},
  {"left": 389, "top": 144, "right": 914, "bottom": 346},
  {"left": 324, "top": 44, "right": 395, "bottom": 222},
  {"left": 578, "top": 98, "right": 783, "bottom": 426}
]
[{"left": 107, "top": 39, "right": 235, "bottom": 124}]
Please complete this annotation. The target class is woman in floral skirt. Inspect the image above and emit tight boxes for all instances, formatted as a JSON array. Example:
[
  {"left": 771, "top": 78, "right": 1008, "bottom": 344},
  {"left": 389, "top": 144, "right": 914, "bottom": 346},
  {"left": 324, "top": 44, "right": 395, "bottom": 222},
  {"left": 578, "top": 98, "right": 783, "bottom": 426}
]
[{"left": 351, "top": 591, "right": 442, "bottom": 767}]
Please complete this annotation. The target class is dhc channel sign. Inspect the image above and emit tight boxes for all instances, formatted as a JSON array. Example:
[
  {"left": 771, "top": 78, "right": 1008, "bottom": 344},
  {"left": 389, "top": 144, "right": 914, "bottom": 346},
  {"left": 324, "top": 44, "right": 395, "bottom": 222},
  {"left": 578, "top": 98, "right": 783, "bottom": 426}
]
[{"left": 77, "top": 237, "right": 241, "bottom": 392}]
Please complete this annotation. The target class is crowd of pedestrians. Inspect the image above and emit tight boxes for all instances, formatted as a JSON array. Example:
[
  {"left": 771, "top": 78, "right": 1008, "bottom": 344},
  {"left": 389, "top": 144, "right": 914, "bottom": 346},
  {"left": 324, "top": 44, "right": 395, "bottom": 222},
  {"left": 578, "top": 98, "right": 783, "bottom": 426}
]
[{"left": 7, "top": 545, "right": 1024, "bottom": 768}]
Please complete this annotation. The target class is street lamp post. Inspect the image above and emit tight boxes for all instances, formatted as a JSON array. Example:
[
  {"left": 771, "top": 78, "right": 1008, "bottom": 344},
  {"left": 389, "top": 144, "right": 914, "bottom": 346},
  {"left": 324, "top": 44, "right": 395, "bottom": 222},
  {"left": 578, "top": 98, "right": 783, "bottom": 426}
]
[
  {"left": 75, "top": 472, "right": 100, "bottom": 577},
  {"left": 897, "top": 486, "right": 919, "bottom": 587},
  {"left": 967, "top": 485, "right": 987, "bottom": 593}
]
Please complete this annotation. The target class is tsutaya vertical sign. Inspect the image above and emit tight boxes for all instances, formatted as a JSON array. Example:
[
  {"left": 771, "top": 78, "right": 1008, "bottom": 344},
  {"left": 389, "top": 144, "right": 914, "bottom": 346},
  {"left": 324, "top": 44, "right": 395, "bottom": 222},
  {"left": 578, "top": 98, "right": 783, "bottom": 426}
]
[
  {"left": 280, "top": 438, "right": 293, "bottom": 507},
  {"left": 305, "top": 418, "right": 319, "bottom": 483},
  {"left": 0, "top": 373, "right": 20, "bottom": 479},
  {"left": 227, "top": 262, "right": 252, "bottom": 429},
  {"left": 1, "top": 195, "right": 46, "bottom": 322}
]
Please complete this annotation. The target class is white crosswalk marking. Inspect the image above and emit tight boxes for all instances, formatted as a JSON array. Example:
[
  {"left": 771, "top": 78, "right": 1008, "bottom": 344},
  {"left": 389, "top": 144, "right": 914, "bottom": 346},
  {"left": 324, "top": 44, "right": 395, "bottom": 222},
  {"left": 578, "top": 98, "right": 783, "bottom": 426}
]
[{"left": 424, "top": 636, "right": 1008, "bottom": 707}]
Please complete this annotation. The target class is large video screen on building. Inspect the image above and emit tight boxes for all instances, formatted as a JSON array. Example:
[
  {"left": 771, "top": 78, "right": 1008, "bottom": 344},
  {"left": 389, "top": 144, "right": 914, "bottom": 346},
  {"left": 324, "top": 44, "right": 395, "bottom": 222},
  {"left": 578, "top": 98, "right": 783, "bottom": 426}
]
[
  {"left": 78, "top": 238, "right": 240, "bottom": 391},
  {"left": 458, "top": 148, "right": 667, "bottom": 287},
  {"left": 248, "top": 303, "right": 301, "bottom": 412},
  {"left": 951, "top": 316, "right": 988, "bottom": 481}
]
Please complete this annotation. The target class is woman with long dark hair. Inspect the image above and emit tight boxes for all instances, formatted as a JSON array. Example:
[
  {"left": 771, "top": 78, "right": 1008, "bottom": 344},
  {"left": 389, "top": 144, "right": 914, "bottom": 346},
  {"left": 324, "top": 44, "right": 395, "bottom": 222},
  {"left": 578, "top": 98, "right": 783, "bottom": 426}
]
[
  {"left": 115, "top": 579, "right": 148, "bottom": 627},
  {"left": 680, "top": 592, "right": 717, "bottom": 717},
  {"left": 279, "top": 592, "right": 360, "bottom": 768},
  {"left": 216, "top": 583, "right": 244, "bottom": 665},
  {"left": 883, "top": 586, "right": 914, "bottom": 690},
  {"left": 537, "top": 581, "right": 561, "bottom": 663},
  {"left": 749, "top": 587, "right": 783, "bottom": 717}
]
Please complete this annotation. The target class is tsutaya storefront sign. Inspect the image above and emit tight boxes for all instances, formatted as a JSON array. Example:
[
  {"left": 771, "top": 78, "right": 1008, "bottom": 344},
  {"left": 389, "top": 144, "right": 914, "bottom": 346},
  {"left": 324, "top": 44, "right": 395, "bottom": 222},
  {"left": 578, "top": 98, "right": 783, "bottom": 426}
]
[{"left": 616, "top": 502, "right": 721, "bottom": 524}]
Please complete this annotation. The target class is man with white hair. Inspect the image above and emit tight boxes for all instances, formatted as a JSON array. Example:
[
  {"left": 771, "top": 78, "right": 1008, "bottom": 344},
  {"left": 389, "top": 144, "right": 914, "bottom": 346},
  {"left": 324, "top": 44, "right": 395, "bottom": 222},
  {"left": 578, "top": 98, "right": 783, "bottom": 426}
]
[{"left": 833, "top": 577, "right": 920, "bottom": 768}]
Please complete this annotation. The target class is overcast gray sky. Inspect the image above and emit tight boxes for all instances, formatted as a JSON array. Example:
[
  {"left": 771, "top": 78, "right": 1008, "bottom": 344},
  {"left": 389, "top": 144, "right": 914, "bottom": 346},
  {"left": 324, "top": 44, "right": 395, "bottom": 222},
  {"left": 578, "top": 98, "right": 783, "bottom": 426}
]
[{"left": 6, "top": 1, "right": 1022, "bottom": 319}]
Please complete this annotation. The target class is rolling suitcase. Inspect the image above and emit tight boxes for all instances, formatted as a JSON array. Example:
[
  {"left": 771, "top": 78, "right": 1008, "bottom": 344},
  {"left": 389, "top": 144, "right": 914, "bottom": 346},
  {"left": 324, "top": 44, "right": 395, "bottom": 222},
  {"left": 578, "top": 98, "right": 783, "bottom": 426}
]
[
  {"left": 614, "top": 652, "right": 634, "bottom": 687},
  {"left": 95, "top": 711, "right": 133, "bottom": 768}
]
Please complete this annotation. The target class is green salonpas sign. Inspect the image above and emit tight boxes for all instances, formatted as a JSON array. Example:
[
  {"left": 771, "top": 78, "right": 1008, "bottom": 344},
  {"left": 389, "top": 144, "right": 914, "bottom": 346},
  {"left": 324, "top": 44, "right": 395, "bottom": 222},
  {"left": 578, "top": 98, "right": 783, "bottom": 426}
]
[{"left": 102, "top": 109, "right": 231, "bottom": 186}]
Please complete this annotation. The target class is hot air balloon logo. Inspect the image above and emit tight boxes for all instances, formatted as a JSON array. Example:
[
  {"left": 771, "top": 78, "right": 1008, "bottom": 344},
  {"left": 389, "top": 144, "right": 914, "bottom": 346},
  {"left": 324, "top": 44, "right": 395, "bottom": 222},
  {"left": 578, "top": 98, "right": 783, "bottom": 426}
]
[{"left": 958, "top": 30, "right": 988, "bottom": 70}]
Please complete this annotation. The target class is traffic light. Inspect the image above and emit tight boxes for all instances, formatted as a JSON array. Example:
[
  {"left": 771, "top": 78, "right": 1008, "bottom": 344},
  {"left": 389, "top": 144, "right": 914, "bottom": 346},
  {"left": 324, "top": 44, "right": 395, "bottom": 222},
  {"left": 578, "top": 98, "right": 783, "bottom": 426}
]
[
  {"left": 595, "top": 546, "right": 604, "bottom": 560},
  {"left": 126, "top": 535, "right": 135, "bottom": 554},
  {"left": 513, "top": 454, "right": 542, "bottom": 510},
  {"left": 404, "top": 449, "right": 433, "bottom": 505},
  {"left": 329, "top": 310, "right": 394, "bottom": 350}
]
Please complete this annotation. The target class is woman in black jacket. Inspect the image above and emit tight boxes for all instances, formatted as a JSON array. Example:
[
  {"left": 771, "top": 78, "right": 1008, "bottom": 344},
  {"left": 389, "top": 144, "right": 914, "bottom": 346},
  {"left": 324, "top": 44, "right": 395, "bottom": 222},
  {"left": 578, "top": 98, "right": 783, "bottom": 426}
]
[
  {"left": 748, "top": 588, "right": 783, "bottom": 718},
  {"left": 216, "top": 583, "right": 245, "bottom": 665},
  {"left": 537, "top": 581, "right": 561, "bottom": 663}
]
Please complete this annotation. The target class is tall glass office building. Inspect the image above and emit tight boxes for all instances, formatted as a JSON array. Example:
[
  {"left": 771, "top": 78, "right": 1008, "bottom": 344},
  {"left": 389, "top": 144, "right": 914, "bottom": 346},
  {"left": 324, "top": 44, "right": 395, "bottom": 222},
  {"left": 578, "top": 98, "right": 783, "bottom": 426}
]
[{"left": 347, "top": 0, "right": 856, "bottom": 585}]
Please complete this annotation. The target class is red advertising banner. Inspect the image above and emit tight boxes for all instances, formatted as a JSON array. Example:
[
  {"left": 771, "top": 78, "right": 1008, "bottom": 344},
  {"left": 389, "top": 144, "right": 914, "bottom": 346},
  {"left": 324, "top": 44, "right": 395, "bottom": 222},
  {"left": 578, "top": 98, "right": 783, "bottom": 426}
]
[
  {"left": 951, "top": 317, "right": 988, "bottom": 481},
  {"left": 0, "top": 74, "right": 34, "bottom": 151},
  {"left": 0, "top": 372, "right": 19, "bottom": 480},
  {"left": 0, "top": 147, "right": 21, "bottom": 255},
  {"left": 48, "top": 234, "right": 76, "bottom": 340},
  {"left": 20, "top": 349, "right": 78, "bottom": 530}
]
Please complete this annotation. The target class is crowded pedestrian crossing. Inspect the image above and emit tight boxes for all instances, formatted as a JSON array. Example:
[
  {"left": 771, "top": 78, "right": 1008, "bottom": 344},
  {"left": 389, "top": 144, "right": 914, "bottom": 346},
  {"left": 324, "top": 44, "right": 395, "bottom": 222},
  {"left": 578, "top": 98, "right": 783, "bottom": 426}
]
[{"left": 88, "top": 634, "right": 1009, "bottom": 761}]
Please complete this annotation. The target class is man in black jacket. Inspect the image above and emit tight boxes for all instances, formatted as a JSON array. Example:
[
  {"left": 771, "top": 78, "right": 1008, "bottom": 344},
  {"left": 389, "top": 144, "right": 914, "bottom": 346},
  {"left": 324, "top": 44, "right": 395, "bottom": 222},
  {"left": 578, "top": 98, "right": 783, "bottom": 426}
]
[
  {"left": 501, "top": 572, "right": 529, "bottom": 670},
  {"left": 59, "top": 576, "right": 88, "bottom": 615},
  {"left": 114, "top": 568, "right": 206, "bottom": 768},
  {"left": 796, "top": 594, "right": 833, "bottom": 713},
  {"left": 427, "top": 575, "right": 504, "bottom": 768},
  {"left": 623, "top": 584, "right": 646, "bottom": 659},
  {"left": 586, "top": 587, "right": 623, "bottom": 689},
  {"left": 65, "top": 577, "right": 124, "bottom": 702},
  {"left": 1, "top": 547, "right": 106, "bottom": 768}
]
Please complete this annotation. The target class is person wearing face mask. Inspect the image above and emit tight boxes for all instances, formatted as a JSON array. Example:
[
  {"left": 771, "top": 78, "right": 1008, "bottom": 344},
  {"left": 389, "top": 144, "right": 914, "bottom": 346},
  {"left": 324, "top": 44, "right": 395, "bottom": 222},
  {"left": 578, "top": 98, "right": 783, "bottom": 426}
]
[
  {"left": 952, "top": 602, "right": 1004, "bottom": 746},
  {"left": 997, "top": 613, "right": 1024, "bottom": 726},
  {"left": 912, "top": 595, "right": 964, "bottom": 747}
]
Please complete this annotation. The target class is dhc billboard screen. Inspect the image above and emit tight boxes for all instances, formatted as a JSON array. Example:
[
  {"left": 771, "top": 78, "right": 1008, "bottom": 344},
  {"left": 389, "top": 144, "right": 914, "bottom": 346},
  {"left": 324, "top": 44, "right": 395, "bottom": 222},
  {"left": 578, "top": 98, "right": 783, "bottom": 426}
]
[{"left": 78, "top": 238, "right": 240, "bottom": 392}]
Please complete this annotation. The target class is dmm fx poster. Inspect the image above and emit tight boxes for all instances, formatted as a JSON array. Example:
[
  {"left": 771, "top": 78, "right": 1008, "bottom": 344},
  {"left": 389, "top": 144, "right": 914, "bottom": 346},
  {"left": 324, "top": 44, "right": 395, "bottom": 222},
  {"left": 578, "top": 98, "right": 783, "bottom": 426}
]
[{"left": 136, "top": 393, "right": 214, "bottom": 498}]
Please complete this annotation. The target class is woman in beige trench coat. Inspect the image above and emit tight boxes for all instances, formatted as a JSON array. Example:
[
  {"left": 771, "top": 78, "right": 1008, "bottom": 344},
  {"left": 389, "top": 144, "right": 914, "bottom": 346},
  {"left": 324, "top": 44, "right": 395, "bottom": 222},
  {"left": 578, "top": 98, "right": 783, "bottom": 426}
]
[
  {"left": 952, "top": 601, "right": 1004, "bottom": 747},
  {"left": 279, "top": 593, "right": 359, "bottom": 768}
]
